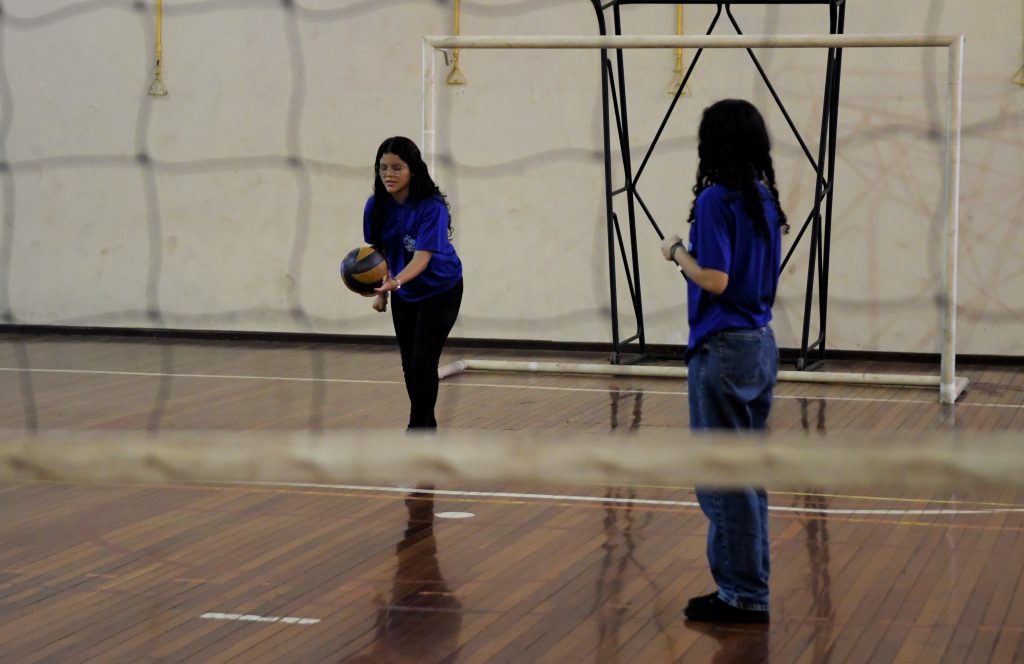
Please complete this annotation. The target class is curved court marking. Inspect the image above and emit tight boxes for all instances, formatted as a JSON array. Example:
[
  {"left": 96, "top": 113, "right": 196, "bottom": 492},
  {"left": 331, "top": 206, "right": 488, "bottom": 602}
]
[
  {"left": 229, "top": 482, "right": 1024, "bottom": 517},
  {"left": 2, "top": 366, "right": 1020, "bottom": 409}
]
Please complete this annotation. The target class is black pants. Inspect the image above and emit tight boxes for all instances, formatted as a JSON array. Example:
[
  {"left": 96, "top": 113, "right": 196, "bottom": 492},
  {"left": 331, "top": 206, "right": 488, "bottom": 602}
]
[{"left": 390, "top": 279, "right": 463, "bottom": 429}]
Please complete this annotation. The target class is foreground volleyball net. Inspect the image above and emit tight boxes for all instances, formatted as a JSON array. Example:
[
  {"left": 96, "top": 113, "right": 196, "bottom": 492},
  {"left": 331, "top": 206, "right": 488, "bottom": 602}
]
[
  {"left": 2, "top": 429, "right": 1021, "bottom": 490},
  {"left": 421, "top": 33, "right": 967, "bottom": 404}
]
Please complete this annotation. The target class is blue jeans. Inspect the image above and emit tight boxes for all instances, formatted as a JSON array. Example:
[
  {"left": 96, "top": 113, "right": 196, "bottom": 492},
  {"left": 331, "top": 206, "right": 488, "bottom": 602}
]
[{"left": 688, "top": 326, "right": 777, "bottom": 611}]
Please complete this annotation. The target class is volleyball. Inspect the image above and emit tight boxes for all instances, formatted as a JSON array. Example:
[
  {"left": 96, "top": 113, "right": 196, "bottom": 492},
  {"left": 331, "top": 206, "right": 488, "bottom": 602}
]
[{"left": 340, "top": 246, "right": 387, "bottom": 295}]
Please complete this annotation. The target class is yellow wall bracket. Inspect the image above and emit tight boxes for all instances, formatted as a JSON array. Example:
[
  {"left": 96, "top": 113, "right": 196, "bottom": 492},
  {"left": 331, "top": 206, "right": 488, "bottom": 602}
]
[
  {"left": 447, "top": 0, "right": 467, "bottom": 85},
  {"left": 668, "top": 4, "right": 689, "bottom": 95},
  {"left": 148, "top": 0, "right": 168, "bottom": 96}
]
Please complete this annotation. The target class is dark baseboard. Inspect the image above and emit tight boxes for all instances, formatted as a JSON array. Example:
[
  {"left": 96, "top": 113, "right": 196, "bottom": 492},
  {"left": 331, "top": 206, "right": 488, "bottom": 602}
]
[
  {"left": 0, "top": 323, "right": 398, "bottom": 347},
  {"left": 1, "top": 323, "right": 1021, "bottom": 366}
]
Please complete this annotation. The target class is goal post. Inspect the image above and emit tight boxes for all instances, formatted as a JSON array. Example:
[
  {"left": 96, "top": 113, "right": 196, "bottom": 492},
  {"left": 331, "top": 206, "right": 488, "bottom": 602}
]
[{"left": 422, "top": 33, "right": 967, "bottom": 404}]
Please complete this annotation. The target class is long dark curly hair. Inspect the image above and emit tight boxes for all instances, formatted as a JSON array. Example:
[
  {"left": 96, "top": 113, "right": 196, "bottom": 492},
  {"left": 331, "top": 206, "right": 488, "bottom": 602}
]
[
  {"left": 687, "top": 99, "right": 788, "bottom": 236},
  {"left": 369, "top": 136, "right": 452, "bottom": 251}
]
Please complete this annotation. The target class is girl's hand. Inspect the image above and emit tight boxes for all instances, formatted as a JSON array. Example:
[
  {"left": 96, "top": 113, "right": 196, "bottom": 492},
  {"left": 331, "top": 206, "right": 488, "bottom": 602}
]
[
  {"left": 374, "top": 271, "right": 402, "bottom": 293},
  {"left": 372, "top": 292, "right": 388, "bottom": 312},
  {"left": 661, "top": 234, "right": 683, "bottom": 261}
]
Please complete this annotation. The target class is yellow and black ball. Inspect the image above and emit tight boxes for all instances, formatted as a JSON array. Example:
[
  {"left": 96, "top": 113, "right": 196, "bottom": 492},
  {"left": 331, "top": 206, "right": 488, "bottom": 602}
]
[{"left": 340, "top": 246, "right": 387, "bottom": 296}]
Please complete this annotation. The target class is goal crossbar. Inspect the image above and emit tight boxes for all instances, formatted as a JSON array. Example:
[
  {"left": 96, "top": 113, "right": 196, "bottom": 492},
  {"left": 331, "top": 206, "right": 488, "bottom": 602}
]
[
  {"left": 424, "top": 34, "right": 960, "bottom": 50},
  {"left": 422, "top": 33, "right": 967, "bottom": 403}
]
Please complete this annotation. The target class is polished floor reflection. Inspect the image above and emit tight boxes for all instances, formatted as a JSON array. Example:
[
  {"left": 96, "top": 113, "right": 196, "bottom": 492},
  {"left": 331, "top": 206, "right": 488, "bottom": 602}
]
[
  {"left": 346, "top": 489, "right": 463, "bottom": 663},
  {"left": 686, "top": 623, "right": 770, "bottom": 663},
  {"left": 0, "top": 335, "right": 1022, "bottom": 662}
]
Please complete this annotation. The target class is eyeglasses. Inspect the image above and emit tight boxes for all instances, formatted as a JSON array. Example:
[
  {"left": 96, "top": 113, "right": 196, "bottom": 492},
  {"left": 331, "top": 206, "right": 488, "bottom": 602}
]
[{"left": 378, "top": 165, "right": 407, "bottom": 176}]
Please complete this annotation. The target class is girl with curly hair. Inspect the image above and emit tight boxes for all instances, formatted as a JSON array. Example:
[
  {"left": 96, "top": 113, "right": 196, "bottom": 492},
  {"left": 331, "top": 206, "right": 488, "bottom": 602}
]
[
  {"left": 365, "top": 136, "right": 463, "bottom": 430},
  {"left": 661, "top": 99, "right": 788, "bottom": 624}
]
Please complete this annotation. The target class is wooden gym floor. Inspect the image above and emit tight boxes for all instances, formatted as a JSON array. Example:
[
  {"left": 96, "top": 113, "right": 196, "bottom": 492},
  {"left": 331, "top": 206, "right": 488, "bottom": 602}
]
[{"left": 0, "top": 333, "right": 1023, "bottom": 663}]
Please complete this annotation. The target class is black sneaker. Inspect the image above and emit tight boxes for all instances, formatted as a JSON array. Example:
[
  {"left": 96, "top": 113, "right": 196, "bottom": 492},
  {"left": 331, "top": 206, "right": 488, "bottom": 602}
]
[
  {"left": 683, "top": 595, "right": 769, "bottom": 624},
  {"left": 685, "top": 591, "right": 721, "bottom": 610}
]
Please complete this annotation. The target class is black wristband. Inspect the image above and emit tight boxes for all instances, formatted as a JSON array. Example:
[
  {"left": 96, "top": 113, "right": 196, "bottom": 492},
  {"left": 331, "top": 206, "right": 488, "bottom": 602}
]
[{"left": 669, "top": 240, "right": 684, "bottom": 260}]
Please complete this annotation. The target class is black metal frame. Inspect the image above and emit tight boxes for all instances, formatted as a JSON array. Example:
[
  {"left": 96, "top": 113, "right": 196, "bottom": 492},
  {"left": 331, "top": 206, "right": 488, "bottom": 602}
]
[{"left": 591, "top": 0, "right": 846, "bottom": 370}]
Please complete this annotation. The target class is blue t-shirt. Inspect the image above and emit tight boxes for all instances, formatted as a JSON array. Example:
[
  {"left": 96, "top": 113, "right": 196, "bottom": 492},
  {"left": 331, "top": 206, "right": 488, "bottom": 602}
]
[
  {"left": 685, "top": 183, "right": 781, "bottom": 359},
  {"left": 363, "top": 194, "right": 463, "bottom": 302}
]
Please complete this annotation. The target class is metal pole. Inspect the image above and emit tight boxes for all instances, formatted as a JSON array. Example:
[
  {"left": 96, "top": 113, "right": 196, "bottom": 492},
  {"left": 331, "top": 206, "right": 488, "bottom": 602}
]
[
  {"left": 591, "top": 6, "right": 623, "bottom": 362},
  {"left": 816, "top": 0, "right": 846, "bottom": 368},
  {"left": 421, "top": 39, "right": 437, "bottom": 174},
  {"left": 611, "top": 5, "right": 647, "bottom": 354},
  {"left": 424, "top": 35, "right": 958, "bottom": 49},
  {"left": 941, "top": 35, "right": 965, "bottom": 404},
  {"left": 439, "top": 358, "right": 951, "bottom": 389}
]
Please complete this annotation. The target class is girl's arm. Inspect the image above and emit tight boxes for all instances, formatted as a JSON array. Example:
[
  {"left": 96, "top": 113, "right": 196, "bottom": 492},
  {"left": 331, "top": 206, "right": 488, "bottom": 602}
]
[
  {"left": 661, "top": 235, "right": 729, "bottom": 295},
  {"left": 376, "top": 250, "right": 433, "bottom": 292}
]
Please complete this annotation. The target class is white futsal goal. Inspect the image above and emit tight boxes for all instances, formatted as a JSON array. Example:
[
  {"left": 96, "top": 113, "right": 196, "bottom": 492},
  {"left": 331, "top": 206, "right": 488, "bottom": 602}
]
[{"left": 421, "top": 34, "right": 967, "bottom": 404}]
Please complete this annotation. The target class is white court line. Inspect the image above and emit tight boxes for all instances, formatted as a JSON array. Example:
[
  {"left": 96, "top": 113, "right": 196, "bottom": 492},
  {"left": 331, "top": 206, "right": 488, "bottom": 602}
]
[
  {"left": 1, "top": 366, "right": 1020, "bottom": 409},
  {"left": 227, "top": 481, "right": 1024, "bottom": 517},
  {"left": 200, "top": 612, "right": 319, "bottom": 625}
]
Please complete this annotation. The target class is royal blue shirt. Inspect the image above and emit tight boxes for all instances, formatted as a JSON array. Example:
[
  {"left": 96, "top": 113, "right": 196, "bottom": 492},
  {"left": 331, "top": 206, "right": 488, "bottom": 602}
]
[
  {"left": 363, "top": 194, "right": 463, "bottom": 302},
  {"left": 685, "top": 183, "right": 781, "bottom": 359}
]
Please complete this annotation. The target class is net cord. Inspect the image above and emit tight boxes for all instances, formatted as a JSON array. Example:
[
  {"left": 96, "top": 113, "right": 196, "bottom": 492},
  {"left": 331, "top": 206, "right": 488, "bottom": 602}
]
[{"left": 1, "top": 429, "right": 1018, "bottom": 490}]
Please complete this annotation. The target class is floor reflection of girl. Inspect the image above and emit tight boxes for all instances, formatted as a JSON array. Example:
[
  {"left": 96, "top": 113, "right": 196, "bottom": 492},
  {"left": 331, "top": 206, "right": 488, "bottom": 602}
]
[{"left": 349, "top": 490, "right": 463, "bottom": 663}]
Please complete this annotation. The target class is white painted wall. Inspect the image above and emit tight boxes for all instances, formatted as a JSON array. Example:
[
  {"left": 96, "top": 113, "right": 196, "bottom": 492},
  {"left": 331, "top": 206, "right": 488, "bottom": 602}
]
[{"left": 1, "top": 1, "right": 1021, "bottom": 355}]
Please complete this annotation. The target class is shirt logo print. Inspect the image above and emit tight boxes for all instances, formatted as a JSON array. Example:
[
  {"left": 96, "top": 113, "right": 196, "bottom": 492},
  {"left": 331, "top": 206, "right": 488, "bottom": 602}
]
[{"left": 403, "top": 235, "right": 417, "bottom": 252}]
